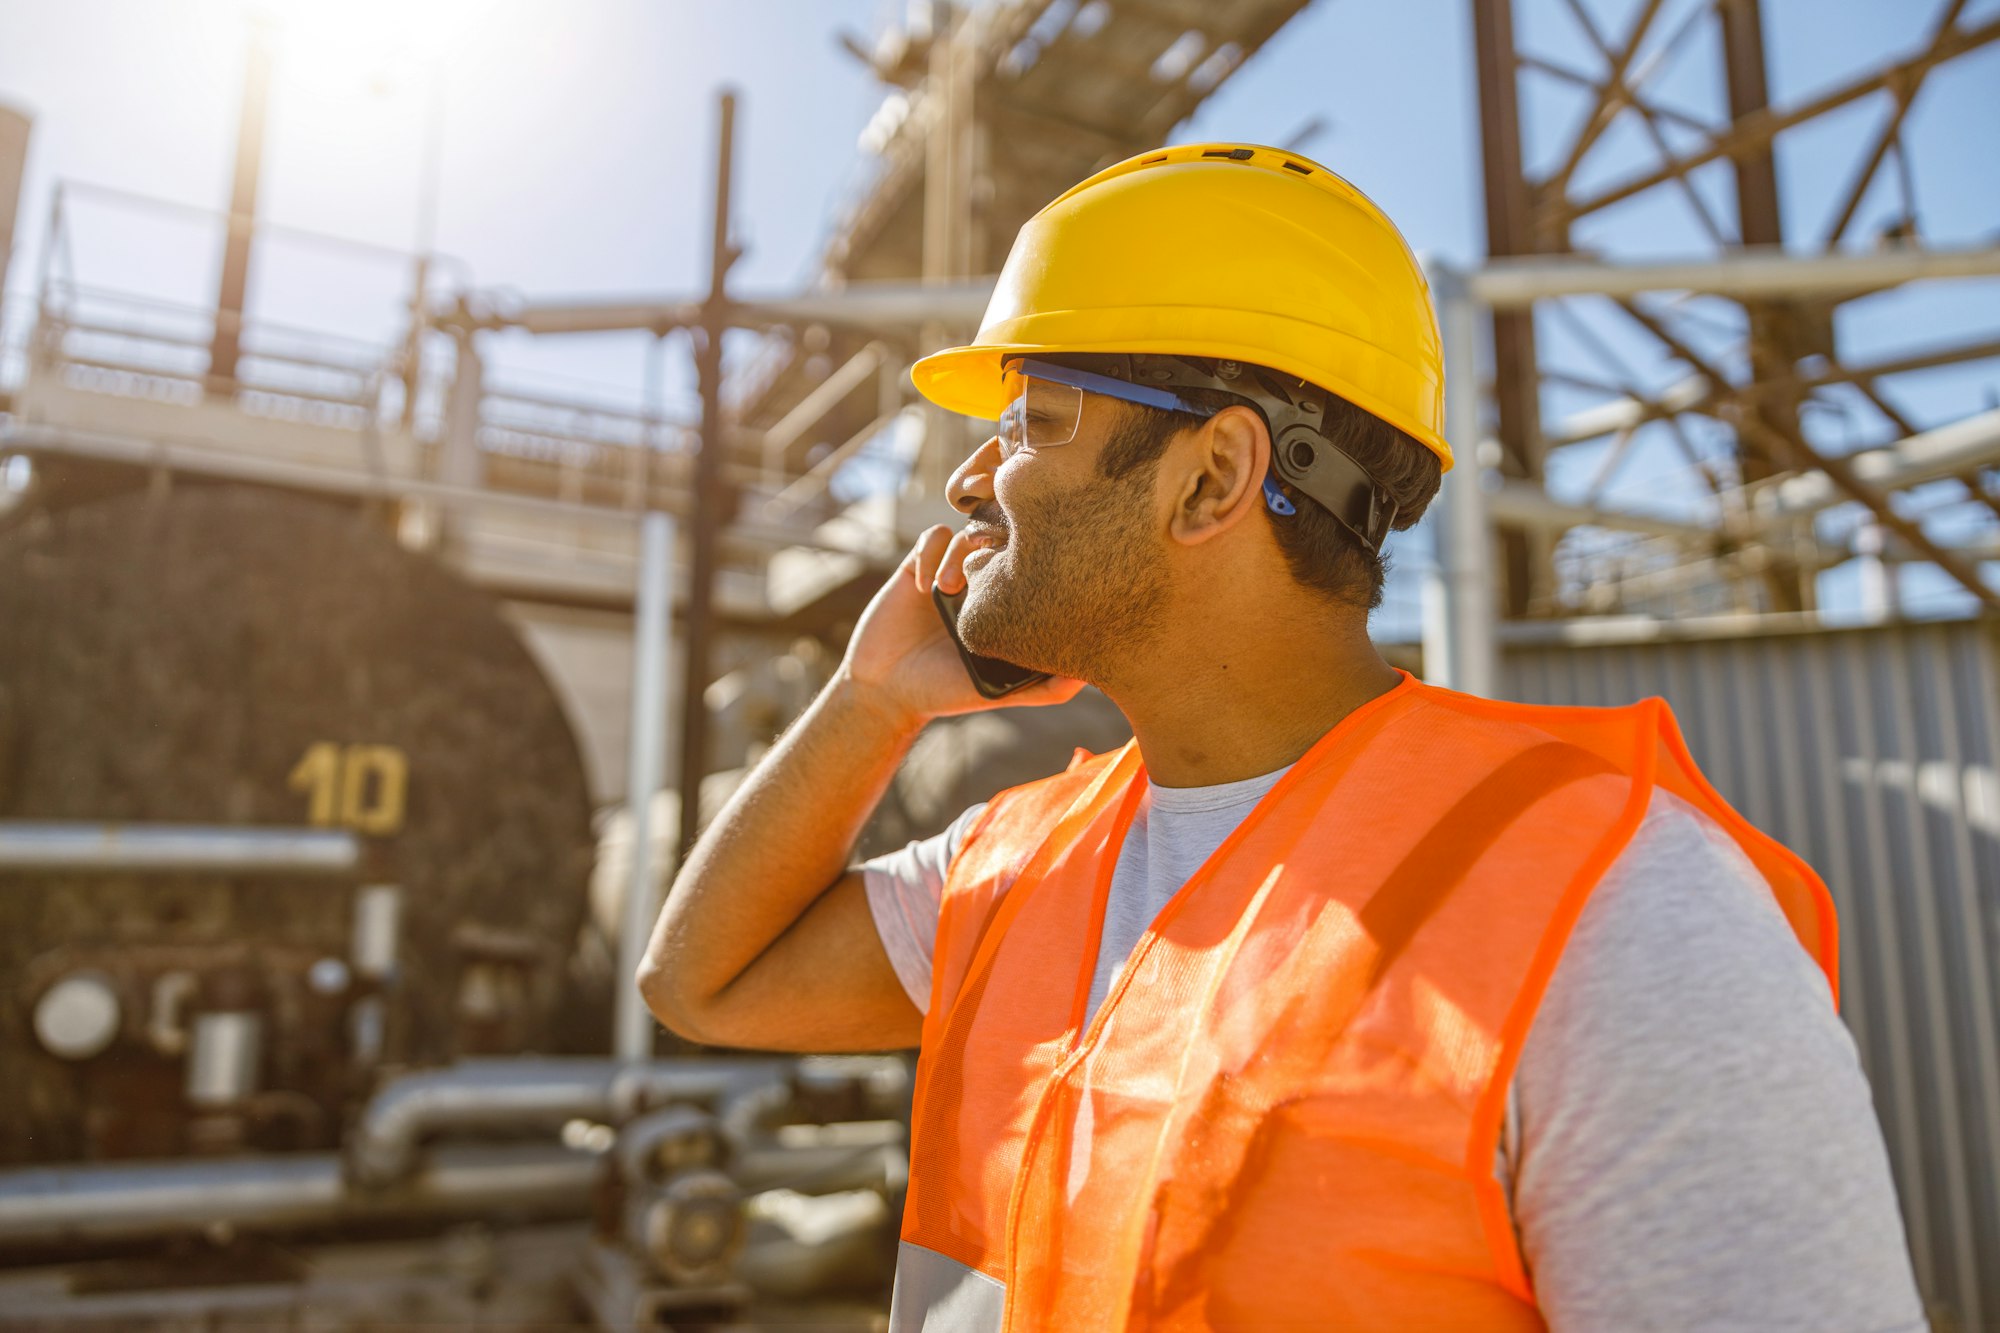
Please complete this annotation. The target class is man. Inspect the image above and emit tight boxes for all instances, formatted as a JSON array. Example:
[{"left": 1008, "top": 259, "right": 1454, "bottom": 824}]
[{"left": 639, "top": 144, "right": 1922, "bottom": 1330}]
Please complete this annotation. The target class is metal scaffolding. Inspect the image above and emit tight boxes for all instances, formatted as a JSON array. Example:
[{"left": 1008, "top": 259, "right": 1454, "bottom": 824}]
[{"left": 1468, "top": 0, "right": 2000, "bottom": 621}]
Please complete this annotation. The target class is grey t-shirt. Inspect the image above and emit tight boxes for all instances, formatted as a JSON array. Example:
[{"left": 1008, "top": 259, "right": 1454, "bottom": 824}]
[{"left": 863, "top": 767, "right": 1925, "bottom": 1331}]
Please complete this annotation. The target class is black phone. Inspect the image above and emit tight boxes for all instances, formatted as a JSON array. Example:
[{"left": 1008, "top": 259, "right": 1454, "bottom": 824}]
[{"left": 932, "top": 582, "right": 1051, "bottom": 700}]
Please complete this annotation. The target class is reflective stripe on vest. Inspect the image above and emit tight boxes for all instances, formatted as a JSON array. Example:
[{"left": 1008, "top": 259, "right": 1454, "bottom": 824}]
[
  {"left": 891, "top": 674, "right": 1837, "bottom": 1331},
  {"left": 889, "top": 1242, "right": 1004, "bottom": 1333}
]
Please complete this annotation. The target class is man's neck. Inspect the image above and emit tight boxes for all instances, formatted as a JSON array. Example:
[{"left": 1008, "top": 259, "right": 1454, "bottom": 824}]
[{"left": 1100, "top": 615, "right": 1402, "bottom": 789}]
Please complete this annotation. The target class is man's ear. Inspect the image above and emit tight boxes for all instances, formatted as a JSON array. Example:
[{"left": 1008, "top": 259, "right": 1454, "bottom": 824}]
[{"left": 1166, "top": 405, "right": 1268, "bottom": 546}]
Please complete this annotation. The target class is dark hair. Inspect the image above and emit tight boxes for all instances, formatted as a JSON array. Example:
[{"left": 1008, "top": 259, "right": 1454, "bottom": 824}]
[{"left": 1096, "top": 377, "right": 1442, "bottom": 609}]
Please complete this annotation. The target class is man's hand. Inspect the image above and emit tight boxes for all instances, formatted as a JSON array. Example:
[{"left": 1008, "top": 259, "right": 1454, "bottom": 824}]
[
  {"left": 638, "top": 524, "right": 1081, "bottom": 1052},
  {"left": 840, "top": 524, "right": 1085, "bottom": 726}
]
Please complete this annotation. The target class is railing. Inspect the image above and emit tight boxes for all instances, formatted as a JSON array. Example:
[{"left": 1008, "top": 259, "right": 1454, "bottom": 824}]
[
  {"left": 12, "top": 179, "right": 911, "bottom": 532},
  {"left": 32, "top": 282, "right": 394, "bottom": 425},
  {"left": 16, "top": 282, "right": 756, "bottom": 517}
]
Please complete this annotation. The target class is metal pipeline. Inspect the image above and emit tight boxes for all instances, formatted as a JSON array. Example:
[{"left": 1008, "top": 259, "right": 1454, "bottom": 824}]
[
  {"left": 0, "top": 1057, "right": 904, "bottom": 1248},
  {"left": 0, "top": 1143, "right": 596, "bottom": 1246},
  {"left": 348, "top": 1057, "right": 791, "bottom": 1188},
  {"left": 0, "top": 822, "right": 361, "bottom": 875}
]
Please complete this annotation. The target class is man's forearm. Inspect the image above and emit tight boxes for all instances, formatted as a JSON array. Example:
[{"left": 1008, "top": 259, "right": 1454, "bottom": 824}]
[{"left": 636, "top": 671, "right": 921, "bottom": 1024}]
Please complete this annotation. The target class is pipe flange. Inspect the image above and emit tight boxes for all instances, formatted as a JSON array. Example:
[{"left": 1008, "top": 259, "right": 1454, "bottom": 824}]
[{"left": 634, "top": 1168, "right": 743, "bottom": 1287}]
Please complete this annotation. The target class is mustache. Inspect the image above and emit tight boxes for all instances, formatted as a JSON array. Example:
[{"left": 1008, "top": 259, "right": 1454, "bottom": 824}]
[{"left": 965, "top": 502, "right": 1009, "bottom": 544}]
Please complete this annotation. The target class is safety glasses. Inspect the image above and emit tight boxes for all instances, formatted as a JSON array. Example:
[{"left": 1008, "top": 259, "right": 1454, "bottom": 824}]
[
  {"left": 996, "top": 358, "right": 1215, "bottom": 459},
  {"left": 995, "top": 357, "right": 1301, "bottom": 518}
]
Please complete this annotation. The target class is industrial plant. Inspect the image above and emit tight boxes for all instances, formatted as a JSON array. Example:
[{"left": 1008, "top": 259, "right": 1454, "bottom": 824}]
[{"left": 0, "top": 0, "right": 1994, "bottom": 1326}]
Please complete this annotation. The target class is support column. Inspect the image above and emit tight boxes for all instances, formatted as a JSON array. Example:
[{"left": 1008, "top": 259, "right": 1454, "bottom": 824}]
[
  {"left": 207, "top": 19, "right": 275, "bottom": 397},
  {"left": 674, "top": 91, "right": 739, "bottom": 869},
  {"left": 1719, "top": 0, "right": 1817, "bottom": 610},
  {"left": 1469, "top": 0, "right": 1546, "bottom": 617},
  {"left": 0, "top": 103, "right": 31, "bottom": 340},
  {"left": 1422, "top": 265, "right": 1499, "bottom": 697},
  {"left": 917, "top": 1, "right": 975, "bottom": 501}
]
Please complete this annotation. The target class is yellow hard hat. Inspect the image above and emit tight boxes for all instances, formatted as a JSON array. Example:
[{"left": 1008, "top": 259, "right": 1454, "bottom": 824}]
[{"left": 911, "top": 143, "right": 1450, "bottom": 470}]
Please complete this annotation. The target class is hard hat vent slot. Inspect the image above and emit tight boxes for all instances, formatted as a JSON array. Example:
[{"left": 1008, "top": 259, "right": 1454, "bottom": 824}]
[
  {"left": 1283, "top": 160, "right": 1313, "bottom": 175},
  {"left": 1202, "top": 148, "right": 1256, "bottom": 161}
]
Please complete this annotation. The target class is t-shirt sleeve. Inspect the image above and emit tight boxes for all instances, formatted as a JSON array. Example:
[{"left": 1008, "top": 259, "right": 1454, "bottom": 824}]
[
  {"left": 1512, "top": 789, "right": 1926, "bottom": 1332},
  {"left": 860, "top": 801, "right": 988, "bottom": 1014}
]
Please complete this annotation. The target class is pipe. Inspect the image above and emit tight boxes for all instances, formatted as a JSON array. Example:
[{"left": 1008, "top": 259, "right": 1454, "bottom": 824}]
[
  {"left": 1486, "top": 479, "right": 1721, "bottom": 541},
  {"left": 464, "top": 280, "right": 997, "bottom": 338},
  {"left": 734, "top": 1142, "right": 902, "bottom": 1196},
  {"left": 616, "top": 1104, "right": 722, "bottom": 1184},
  {"left": 0, "top": 422, "right": 890, "bottom": 563},
  {"left": 0, "top": 822, "right": 360, "bottom": 875},
  {"left": 1, "top": 1056, "right": 906, "bottom": 1247},
  {"left": 617, "top": 511, "right": 676, "bottom": 1062},
  {"left": 348, "top": 1058, "right": 789, "bottom": 1188},
  {"left": 0, "top": 1143, "right": 597, "bottom": 1246},
  {"left": 1469, "top": 241, "right": 2000, "bottom": 309},
  {"left": 1550, "top": 373, "right": 1708, "bottom": 448},
  {"left": 1753, "top": 406, "right": 2000, "bottom": 519},
  {"left": 469, "top": 244, "right": 2000, "bottom": 340}
]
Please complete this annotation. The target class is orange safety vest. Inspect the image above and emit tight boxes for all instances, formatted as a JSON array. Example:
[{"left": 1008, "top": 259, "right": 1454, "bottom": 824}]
[{"left": 890, "top": 674, "right": 1837, "bottom": 1332}]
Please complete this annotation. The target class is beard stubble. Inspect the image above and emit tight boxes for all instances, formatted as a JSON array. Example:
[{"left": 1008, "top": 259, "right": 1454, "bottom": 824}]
[{"left": 955, "top": 472, "right": 1170, "bottom": 686}]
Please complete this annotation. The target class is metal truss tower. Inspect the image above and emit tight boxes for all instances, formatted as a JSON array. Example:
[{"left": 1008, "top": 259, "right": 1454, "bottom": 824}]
[{"left": 1471, "top": 0, "right": 2000, "bottom": 620}]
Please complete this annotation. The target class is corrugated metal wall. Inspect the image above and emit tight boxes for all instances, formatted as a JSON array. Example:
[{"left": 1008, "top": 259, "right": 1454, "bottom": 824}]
[{"left": 1501, "top": 617, "right": 2000, "bottom": 1331}]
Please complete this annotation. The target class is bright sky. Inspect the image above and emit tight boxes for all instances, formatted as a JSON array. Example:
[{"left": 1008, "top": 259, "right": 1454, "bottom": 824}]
[{"left": 2, "top": 0, "right": 1996, "bottom": 626}]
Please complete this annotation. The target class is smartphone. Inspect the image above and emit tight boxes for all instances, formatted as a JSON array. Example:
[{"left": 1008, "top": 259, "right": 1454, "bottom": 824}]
[{"left": 932, "top": 582, "right": 1051, "bottom": 700}]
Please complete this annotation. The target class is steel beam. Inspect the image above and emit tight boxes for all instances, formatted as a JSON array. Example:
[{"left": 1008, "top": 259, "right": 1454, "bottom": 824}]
[
  {"left": 758, "top": 341, "right": 887, "bottom": 485},
  {"left": 675, "top": 91, "right": 738, "bottom": 870},
  {"left": 1818, "top": 0, "right": 1968, "bottom": 247},
  {"left": 1719, "top": 0, "right": 1809, "bottom": 606},
  {"left": 1470, "top": 0, "right": 1544, "bottom": 616},
  {"left": 0, "top": 103, "right": 30, "bottom": 338},
  {"left": 1560, "top": 13, "right": 2000, "bottom": 224},
  {"left": 205, "top": 20, "right": 274, "bottom": 395},
  {"left": 1614, "top": 296, "right": 1995, "bottom": 610}
]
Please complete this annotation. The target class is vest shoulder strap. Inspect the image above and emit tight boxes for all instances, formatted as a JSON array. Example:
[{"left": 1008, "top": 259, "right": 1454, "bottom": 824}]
[{"left": 923, "top": 745, "right": 1130, "bottom": 1022}]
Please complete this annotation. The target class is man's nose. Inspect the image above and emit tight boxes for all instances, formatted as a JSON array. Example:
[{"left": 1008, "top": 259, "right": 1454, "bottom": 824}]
[{"left": 946, "top": 435, "right": 1002, "bottom": 516}]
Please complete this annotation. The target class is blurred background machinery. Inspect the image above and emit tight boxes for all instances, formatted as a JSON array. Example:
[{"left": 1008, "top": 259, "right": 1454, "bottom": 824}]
[
  {"left": 0, "top": 0, "right": 1996, "bottom": 1326},
  {"left": 0, "top": 486, "right": 598, "bottom": 1161}
]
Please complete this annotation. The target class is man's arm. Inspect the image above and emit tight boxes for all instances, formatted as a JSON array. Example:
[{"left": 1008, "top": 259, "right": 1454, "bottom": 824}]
[
  {"left": 637, "top": 677, "right": 927, "bottom": 1051},
  {"left": 636, "top": 524, "right": 1081, "bottom": 1053},
  {"left": 1512, "top": 791, "right": 1925, "bottom": 1332}
]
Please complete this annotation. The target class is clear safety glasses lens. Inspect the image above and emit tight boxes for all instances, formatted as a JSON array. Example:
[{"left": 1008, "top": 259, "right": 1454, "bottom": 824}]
[{"left": 997, "top": 373, "right": 1084, "bottom": 455}]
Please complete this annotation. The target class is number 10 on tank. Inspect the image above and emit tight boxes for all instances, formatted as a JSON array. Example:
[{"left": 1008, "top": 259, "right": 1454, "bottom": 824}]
[{"left": 288, "top": 743, "right": 409, "bottom": 836}]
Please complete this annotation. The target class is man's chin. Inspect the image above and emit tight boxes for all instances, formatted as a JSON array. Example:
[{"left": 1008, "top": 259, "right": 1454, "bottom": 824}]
[{"left": 956, "top": 585, "right": 1029, "bottom": 666}]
